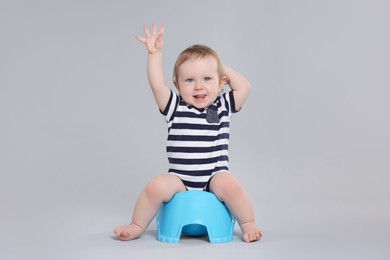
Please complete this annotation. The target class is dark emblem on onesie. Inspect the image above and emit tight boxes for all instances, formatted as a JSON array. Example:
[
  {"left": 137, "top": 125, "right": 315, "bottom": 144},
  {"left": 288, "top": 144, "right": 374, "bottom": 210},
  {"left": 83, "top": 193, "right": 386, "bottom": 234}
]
[{"left": 206, "top": 107, "right": 219, "bottom": 123}]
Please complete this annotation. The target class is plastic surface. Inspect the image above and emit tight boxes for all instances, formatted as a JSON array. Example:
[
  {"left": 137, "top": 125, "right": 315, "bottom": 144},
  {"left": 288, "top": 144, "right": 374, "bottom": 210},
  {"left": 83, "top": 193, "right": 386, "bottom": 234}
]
[{"left": 156, "top": 190, "right": 235, "bottom": 243}]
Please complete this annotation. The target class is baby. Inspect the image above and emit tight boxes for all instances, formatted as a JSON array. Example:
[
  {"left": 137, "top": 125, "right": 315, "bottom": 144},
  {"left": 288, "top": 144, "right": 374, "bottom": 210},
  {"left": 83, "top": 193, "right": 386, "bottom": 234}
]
[{"left": 114, "top": 24, "right": 262, "bottom": 242}]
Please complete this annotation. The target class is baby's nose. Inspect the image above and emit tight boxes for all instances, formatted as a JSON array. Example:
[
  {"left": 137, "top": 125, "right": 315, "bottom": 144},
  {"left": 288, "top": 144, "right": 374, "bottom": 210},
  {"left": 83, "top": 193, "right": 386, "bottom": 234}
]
[{"left": 195, "top": 81, "right": 203, "bottom": 89}]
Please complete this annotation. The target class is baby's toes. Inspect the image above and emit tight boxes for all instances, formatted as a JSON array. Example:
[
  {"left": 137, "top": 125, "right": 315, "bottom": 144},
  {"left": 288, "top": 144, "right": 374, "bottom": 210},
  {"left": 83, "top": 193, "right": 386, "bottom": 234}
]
[{"left": 243, "top": 233, "right": 251, "bottom": 242}]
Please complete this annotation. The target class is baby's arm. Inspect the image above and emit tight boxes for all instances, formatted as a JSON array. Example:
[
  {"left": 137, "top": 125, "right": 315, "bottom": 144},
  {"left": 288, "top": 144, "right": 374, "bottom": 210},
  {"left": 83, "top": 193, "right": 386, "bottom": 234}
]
[
  {"left": 136, "top": 24, "right": 171, "bottom": 111},
  {"left": 222, "top": 64, "right": 251, "bottom": 111}
]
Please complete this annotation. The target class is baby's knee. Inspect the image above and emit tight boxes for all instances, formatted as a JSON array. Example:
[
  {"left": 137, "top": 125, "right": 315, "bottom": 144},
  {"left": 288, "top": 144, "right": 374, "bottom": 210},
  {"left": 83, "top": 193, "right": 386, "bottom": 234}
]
[
  {"left": 144, "top": 176, "right": 167, "bottom": 198},
  {"left": 211, "top": 173, "right": 244, "bottom": 200},
  {"left": 143, "top": 174, "right": 183, "bottom": 201}
]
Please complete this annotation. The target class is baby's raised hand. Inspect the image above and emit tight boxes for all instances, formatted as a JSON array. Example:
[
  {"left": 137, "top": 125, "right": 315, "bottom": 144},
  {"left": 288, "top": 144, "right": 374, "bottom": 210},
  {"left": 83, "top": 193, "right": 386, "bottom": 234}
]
[{"left": 135, "top": 24, "right": 164, "bottom": 54}]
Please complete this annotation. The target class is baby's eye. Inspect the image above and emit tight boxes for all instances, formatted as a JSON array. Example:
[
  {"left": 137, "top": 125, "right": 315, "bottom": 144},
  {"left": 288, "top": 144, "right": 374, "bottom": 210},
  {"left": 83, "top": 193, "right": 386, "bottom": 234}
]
[
  {"left": 185, "top": 78, "right": 194, "bottom": 83},
  {"left": 204, "top": 77, "right": 212, "bottom": 81}
]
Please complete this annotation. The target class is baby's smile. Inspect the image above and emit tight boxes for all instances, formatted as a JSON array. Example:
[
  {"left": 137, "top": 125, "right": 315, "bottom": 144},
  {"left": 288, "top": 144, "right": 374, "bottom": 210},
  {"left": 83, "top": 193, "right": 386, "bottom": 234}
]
[{"left": 194, "top": 94, "right": 207, "bottom": 100}]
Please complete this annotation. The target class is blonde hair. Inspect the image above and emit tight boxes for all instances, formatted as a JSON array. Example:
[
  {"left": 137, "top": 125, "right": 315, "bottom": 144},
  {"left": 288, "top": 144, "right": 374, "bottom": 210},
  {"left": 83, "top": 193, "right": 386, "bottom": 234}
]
[{"left": 173, "top": 45, "right": 224, "bottom": 87}]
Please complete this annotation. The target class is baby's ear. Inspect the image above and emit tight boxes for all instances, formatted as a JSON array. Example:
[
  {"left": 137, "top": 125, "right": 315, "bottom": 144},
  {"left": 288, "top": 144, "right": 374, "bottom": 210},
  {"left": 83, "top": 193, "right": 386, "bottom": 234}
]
[
  {"left": 173, "top": 80, "right": 180, "bottom": 91},
  {"left": 221, "top": 75, "right": 228, "bottom": 85},
  {"left": 220, "top": 76, "right": 227, "bottom": 88}
]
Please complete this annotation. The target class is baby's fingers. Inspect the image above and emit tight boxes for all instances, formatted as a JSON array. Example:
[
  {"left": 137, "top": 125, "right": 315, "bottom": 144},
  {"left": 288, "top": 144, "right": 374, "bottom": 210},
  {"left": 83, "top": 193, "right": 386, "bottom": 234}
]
[
  {"left": 135, "top": 35, "right": 146, "bottom": 43},
  {"left": 152, "top": 23, "right": 158, "bottom": 35},
  {"left": 143, "top": 24, "right": 151, "bottom": 37},
  {"left": 157, "top": 25, "right": 165, "bottom": 38}
]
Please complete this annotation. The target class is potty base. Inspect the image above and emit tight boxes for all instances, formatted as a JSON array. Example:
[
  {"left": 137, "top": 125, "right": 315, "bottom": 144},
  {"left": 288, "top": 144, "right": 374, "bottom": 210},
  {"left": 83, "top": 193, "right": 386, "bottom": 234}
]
[{"left": 156, "top": 191, "right": 235, "bottom": 243}]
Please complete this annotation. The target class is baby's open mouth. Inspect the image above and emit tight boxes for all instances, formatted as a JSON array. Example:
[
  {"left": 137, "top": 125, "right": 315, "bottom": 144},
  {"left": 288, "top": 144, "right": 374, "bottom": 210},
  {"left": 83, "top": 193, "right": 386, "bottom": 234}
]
[{"left": 194, "top": 94, "right": 207, "bottom": 100}]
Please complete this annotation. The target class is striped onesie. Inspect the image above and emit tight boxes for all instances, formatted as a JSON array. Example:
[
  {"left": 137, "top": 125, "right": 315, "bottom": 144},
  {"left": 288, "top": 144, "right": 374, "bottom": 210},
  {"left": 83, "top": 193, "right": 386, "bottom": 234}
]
[{"left": 161, "top": 90, "right": 238, "bottom": 190}]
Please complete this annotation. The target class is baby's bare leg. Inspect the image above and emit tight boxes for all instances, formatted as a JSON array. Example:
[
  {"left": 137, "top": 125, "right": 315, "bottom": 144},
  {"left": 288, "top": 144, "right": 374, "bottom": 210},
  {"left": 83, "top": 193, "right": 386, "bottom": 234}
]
[
  {"left": 114, "top": 174, "right": 186, "bottom": 241},
  {"left": 209, "top": 172, "right": 263, "bottom": 242}
]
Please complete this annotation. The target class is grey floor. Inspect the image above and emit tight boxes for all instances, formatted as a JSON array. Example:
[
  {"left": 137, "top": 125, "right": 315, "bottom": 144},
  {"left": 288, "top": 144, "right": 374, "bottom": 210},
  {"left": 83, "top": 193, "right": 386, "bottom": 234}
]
[{"left": 1, "top": 180, "right": 389, "bottom": 260}]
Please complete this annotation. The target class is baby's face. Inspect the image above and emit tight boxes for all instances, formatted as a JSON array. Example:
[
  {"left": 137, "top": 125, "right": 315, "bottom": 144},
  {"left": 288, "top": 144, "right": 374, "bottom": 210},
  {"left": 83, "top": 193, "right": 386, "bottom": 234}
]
[{"left": 176, "top": 56, "right": 224, "bottom": 109}]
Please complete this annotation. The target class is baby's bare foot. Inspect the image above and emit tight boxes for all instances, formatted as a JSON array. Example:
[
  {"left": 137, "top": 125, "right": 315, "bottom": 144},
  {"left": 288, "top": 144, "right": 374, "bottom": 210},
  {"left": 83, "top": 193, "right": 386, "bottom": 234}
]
[
  {"left": 240, "top": 222, "right": 263, "bottom": 242},
  {"left": 114, "top": 223, "right": 144, "bottom": 241}
]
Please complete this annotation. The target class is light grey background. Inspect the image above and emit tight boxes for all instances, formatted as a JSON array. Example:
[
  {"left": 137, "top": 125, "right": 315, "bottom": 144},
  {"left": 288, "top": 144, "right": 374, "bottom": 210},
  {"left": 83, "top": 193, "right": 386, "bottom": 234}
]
[{"left": 1, "top": 0, "right": 389, "bottom": 259}]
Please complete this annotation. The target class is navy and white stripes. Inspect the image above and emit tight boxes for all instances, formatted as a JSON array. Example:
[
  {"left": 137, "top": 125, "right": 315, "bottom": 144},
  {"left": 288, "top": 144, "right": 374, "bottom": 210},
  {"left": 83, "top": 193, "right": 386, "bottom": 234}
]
[{"left": 161, "top": 90, "right": 237, "bottom": 190}]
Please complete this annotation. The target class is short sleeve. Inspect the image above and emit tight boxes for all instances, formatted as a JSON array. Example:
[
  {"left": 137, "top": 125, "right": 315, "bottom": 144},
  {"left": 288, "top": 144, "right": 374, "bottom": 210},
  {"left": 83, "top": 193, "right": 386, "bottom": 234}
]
[
  {"left": 222, "top": 90, "right": 240, "bottom": 116},
  {"left": 160, "top": 90, "right": 179, "bottom": 123}
]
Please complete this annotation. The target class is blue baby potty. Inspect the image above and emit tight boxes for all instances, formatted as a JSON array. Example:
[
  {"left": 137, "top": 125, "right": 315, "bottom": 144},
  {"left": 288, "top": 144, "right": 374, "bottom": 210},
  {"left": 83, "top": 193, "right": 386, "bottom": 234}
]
[{"left": 156, "top": 190, "right": 235, "bottom": 243}]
